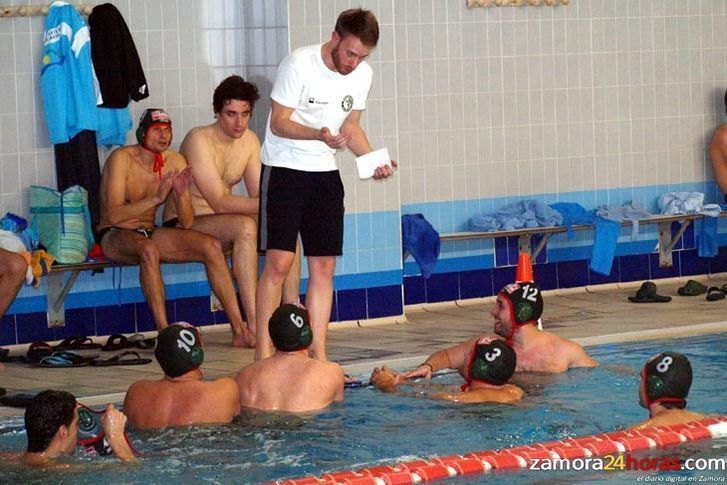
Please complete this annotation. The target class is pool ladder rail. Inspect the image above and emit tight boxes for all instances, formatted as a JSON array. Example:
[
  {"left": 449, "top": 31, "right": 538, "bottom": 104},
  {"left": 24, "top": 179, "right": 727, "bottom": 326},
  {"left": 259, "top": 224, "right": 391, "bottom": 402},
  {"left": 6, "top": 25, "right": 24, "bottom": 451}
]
[{"left": 276, "top": 416, "right": 727, "bottom": 484}]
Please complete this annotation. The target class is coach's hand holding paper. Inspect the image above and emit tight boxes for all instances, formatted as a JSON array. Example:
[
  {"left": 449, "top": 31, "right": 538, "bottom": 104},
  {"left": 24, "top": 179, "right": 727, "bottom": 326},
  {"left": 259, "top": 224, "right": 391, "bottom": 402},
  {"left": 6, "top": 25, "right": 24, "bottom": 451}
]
[{"left": 356, "top": 148, "right": 396, "bottom": 179}]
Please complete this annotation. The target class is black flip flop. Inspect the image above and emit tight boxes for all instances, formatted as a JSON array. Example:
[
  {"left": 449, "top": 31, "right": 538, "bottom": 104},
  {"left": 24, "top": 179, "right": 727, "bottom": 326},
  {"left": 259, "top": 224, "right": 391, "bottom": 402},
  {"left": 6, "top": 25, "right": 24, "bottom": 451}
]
[
  {"left": 92, "top": 350, "right": 152, "bottom": 366},
  {"left": 26, "top": 342, "right": 54, "bottom": 362},
  {"left": 0, "top": 393, "right": 36, "bottom": 408},
  {"left": 628, "top": 281, "right": 672, "bottom": 303},
  {"left": 126, "top": 334, "right": 156, "bottom": 350},
  {"left": 101, "top": 334, "right": 129, "bottom": 351},
  {"left": 55, "top": 336, "right": 102, "bottom": 351},
  {"left": 677, "top": 280, "right": 708, "bottom": 297},
  {"left": 706, "top": 287, "right": 726, "bottom": 301}
]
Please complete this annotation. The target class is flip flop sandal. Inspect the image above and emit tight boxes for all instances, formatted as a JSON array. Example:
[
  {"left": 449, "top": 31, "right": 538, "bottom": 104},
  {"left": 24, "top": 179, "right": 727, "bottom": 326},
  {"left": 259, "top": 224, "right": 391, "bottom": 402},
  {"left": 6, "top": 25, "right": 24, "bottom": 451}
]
[
  {"left": 92, "top": 350, "right": 152, "bottom": 366},
  {"left": 34, "top": 350, "right": 100, "bottom": 367},
  {"left": 706, "top": 287, "right": 726, "bottom": 301},
  {"left": 26, "top": 342, "right": 54, "bottom": 362},
  {"left": 677, "top": 280, "right": 708, "bottom": 296},
  {"left": 0, "top": 393, "right": 36, "bottom": 408},
  {"left": 628, "top": 281, "right": 672, "bottom": 303},
  {"left": 126, "top": 333, "right": 156, "bottom": 350},
  {"left": 101, "top": 334, "right": 129, "bottom": 351},
  {"left": 55, "top": 336, "right": 102, "bottom": 351}
]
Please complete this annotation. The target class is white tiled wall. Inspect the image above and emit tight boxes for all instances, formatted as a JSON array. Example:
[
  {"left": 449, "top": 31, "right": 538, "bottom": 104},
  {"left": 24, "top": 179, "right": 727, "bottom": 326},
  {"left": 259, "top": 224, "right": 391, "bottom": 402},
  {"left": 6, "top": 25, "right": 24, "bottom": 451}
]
[
  {"left": 394, "top": 0, "right": 727, "bottom": 206},
  {"left": 0, "top": 0, "right": 288, "bottom": 216}
]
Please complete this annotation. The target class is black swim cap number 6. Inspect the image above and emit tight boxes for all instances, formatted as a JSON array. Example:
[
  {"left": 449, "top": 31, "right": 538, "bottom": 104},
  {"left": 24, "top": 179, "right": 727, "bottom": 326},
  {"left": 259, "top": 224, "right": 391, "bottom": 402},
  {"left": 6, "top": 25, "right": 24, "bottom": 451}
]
[{"left": 290, "top": 313, "right": 305, "bottom": 329}]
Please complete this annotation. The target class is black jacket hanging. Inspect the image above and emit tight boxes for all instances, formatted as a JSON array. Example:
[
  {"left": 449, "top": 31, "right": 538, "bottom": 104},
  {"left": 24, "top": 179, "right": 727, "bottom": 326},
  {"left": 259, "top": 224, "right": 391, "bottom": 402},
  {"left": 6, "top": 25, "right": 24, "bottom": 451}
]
[{"left": 89, "top": 3, "right": 149, "bottom": 108}]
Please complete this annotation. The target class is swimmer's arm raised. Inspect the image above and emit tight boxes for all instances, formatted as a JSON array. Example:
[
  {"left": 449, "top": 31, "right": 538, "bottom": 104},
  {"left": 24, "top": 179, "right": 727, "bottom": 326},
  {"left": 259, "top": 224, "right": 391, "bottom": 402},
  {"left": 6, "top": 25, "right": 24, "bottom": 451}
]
[
  {"left": 100, "top": 404, "right": 136, "bottom": 462},
  {"left": 185, "top": 134, "right": 258, "bottom": 215},
  {"left": 103, "top": 151, "right": 172, "bottom": 226},
  {"left": 171, "top": 162, "right": 194, "bottom": 228}
]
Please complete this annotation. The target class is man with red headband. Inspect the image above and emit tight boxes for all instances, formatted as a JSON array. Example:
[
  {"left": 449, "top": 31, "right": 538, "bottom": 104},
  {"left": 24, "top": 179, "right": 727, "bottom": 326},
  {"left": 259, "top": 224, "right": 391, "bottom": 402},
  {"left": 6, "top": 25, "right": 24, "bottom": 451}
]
[
  {"left": 403, "top": 281, "right": 598, "bottom": 379},
  {"left": 630, "top": 352, "right": 705, "bottom": 430},
  {"left": 98, "top": 109, "right": 255, "bottom": 346}
]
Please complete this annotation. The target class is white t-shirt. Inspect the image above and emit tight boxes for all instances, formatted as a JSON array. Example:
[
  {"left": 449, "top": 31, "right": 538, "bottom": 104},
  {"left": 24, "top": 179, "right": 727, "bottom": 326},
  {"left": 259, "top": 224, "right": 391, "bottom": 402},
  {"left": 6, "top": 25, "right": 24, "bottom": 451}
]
[{"left": 261, "top": 44, "right": 373, "bottom": 172}]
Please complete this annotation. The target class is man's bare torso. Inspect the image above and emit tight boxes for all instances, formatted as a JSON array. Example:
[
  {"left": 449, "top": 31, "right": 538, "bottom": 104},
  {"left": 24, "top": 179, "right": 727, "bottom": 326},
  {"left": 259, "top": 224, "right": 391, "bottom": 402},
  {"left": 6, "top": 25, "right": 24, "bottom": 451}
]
[
  {"left": 236, "top": 354, "right": 344, "bottom": 413},
  {"left": 123, "top": 377, "right": 239, "bottom": 429},
  {"left": 164, "top": 124, "right": 258, "bottom": 219},
  {"left": 99, "top": 145, "right": 185, "bottom": 230}
]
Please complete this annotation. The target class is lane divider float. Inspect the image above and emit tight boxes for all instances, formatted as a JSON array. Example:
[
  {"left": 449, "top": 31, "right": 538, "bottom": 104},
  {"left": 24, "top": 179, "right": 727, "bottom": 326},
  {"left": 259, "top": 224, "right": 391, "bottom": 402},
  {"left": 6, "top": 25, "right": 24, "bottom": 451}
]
[{"left": 273, "top": 417, "right": 726, "bottom": 484}]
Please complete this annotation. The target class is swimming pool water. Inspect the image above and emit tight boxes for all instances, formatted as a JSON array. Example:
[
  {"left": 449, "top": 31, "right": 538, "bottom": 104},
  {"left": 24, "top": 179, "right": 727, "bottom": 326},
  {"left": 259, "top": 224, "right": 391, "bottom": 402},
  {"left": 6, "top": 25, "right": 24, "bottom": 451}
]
[{"left": 0, "top": 333, "right": 724, "bottom": 483}]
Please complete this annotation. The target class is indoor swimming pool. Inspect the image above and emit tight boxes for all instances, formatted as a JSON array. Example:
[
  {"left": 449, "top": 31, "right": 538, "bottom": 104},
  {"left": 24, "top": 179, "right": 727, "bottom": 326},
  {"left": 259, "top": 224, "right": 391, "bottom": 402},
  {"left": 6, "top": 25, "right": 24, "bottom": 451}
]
[{"left": 0, "top": 332, "right": 724, "bottom": 483}]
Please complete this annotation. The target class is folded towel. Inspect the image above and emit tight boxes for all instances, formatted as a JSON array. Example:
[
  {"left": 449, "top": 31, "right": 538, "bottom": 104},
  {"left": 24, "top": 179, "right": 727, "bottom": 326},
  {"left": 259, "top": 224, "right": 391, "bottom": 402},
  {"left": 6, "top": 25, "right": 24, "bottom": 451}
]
[
  {"left": 658, "top": 192, "right": 705, "bottom": 215},
  {"left": 402, "top": 214, "right": 440, "bottom": 279}
]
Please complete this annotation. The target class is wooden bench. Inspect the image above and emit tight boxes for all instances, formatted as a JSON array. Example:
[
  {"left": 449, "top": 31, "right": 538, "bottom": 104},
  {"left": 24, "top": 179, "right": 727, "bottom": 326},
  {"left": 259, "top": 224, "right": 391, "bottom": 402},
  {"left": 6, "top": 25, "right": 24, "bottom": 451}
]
[{"left": 439, "top": 212, "right": 722, "bottom": 269}]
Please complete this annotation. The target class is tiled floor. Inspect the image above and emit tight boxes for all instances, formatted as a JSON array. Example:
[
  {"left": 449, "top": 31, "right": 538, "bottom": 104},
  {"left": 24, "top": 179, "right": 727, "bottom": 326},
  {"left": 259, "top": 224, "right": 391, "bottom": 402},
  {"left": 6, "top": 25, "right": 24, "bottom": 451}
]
[{"left": 1, "top": 278, "right": 726, "bottom": 417}]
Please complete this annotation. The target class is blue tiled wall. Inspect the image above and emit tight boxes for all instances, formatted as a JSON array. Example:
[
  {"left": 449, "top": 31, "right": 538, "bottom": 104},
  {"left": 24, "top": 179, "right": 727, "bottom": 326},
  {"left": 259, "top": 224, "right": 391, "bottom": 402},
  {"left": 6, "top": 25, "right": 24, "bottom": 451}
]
[{"left": 403, "top": 247, "right": 727, "bottom": 306}]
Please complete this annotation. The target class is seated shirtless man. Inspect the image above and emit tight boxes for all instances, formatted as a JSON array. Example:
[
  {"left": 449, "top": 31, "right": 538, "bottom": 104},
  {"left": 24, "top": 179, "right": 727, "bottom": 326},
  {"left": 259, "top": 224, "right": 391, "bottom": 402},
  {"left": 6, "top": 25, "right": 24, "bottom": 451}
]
[
  {"left": 123, "top": 323, "right": 240, "bottom": 428},
  {"left": 163, "top": 76, "right": 300, "bottom": 359},
  {"left": 404, "top": 281, "right": 598, "bottom": 379},
  {"left": 235, "top": 304, "right": 344, "bottom": 412},
  {"left": 97, "top": 108, "right": 254, "bottom": 347},
  {"left": 630, "top": 352, "right": 706, "bottom": 430},
  {"left": 371, "top": 337, "right": 523, "bottom": 404}
]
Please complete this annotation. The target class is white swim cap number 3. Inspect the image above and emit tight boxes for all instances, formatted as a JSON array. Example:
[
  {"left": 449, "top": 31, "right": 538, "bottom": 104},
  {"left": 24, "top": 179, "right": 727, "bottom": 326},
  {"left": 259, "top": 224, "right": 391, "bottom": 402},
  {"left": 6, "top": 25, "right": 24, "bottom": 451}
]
[
  {"left": 485, "top": 347, "right": 501, "bottom": 362},
  {"left": 290, "top": 313, "right": 305, "bottom": 328},
  {"left": 177, "top": 328, "right": 196, "bottom": 352}
]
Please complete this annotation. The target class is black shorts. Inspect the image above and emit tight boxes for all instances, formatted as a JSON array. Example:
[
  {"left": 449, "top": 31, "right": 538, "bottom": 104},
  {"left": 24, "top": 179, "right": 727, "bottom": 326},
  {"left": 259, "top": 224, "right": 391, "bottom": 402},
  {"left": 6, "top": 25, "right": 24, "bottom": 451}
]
[{"left": 258, "top": 165, "right": 344, "bottom": 256}]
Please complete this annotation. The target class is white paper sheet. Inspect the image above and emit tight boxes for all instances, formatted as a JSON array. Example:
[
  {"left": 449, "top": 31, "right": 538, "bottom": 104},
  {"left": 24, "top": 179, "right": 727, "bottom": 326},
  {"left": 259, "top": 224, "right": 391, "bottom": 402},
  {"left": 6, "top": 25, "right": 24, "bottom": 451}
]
[{"left": 355, "top": 147, "right": 391, "bottom": 179}]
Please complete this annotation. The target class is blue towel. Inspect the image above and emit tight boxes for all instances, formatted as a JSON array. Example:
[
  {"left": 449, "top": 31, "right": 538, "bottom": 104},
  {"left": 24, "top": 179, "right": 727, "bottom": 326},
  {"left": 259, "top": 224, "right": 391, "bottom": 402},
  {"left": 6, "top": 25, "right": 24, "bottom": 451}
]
[
  {"left": 470, "top": 200, "right": 563, "bottom": 231},
  {"left": 402, "top": 214, "right": 440, "bottom": 279},
  {"left": 589, "top": 217, "right": 620, "bottom": 276},
  {"left": 698, "top": 216, "right": 719, "bottom": 258},
  {"left": 549, "top": 202, "right": 596, "bottom": 239},
  {"left": 97, "top": 106, "right": 132, "bottom": 146}
]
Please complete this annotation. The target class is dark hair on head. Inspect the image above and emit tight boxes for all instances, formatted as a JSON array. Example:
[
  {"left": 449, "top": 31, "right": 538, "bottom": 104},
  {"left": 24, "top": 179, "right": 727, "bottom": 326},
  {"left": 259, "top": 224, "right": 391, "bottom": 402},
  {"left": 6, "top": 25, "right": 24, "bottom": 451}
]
[
  {"left": 335, "top": 8, "right": 379, "bottom": 47},
  {"left": 25, "top": 390, "right": 76, "bottom": 453},
  {"left": 213, "top": 75, "right": 260, "bottom": 114}
]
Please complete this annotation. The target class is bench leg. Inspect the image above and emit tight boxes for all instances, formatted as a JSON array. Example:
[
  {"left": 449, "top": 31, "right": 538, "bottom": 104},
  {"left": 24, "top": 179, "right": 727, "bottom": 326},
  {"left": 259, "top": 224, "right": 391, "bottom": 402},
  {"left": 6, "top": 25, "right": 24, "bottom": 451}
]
[
  {"left": 658, "top": 220, "right": 690, "bottom": 268},
  {"left": 46, "top": 270, "right": 80, "bottom": 328}
]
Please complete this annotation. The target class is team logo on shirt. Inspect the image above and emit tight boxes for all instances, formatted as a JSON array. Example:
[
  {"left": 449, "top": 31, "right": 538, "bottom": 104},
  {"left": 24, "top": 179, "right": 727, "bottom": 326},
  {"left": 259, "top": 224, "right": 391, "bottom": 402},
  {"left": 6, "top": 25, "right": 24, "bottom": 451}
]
[{"left": 341, "top": 95, "right": 353, "bottom": 112}]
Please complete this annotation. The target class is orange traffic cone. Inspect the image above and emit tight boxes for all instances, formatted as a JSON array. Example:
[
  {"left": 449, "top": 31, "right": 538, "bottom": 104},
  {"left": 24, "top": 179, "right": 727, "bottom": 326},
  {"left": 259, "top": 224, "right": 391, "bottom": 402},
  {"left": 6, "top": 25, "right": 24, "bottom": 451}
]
[{"left": 515, "top": 252, "right": 534, "bottom": 283}]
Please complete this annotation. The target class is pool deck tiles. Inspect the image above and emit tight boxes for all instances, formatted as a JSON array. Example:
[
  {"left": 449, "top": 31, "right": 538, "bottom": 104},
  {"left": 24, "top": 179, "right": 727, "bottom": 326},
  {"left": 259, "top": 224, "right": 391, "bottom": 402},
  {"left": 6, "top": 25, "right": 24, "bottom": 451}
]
[{"left": 1, "top": 278, "right": 726, "bottom": 417}]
